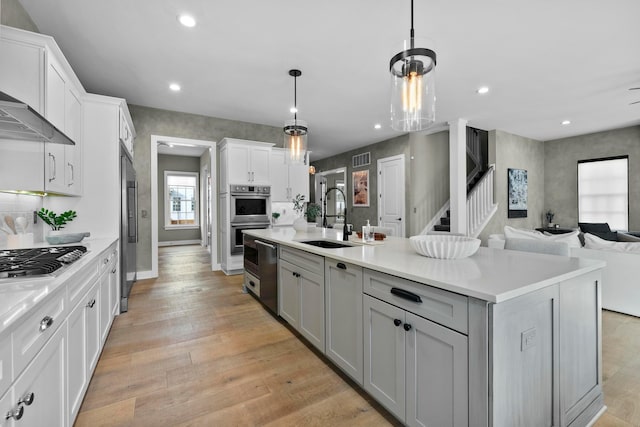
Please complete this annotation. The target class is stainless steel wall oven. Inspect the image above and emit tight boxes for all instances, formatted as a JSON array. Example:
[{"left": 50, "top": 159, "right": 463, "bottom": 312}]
[{"left": 230, "top": 184, "right": 270, "bottom": 224}]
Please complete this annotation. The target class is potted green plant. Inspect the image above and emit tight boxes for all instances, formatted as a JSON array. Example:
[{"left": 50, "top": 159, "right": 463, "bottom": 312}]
[
  {"left": 37, "top": 208, "right": 77, "bottom": 231},
  {"left": 271, "top": 212, "right": 281, "bottom": 225},
  {"left": 305, "top": 203, "right": 321, "bottom": 223},
  {"left": 292, "top": 194, "right": 308, "bottom": 231}
]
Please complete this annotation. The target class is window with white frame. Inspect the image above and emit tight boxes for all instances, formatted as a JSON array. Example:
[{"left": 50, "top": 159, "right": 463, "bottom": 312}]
[
  {"left": 164, "top": 171, "right": 199, "bottom": 228},
  {"left": 578, "top": 156, "right": 628, "bottom": 231}
]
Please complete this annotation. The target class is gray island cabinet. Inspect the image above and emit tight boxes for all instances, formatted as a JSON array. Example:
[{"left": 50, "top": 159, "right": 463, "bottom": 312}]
[{"left": 244, "top": 228, "right": 606, "bottom": 427}]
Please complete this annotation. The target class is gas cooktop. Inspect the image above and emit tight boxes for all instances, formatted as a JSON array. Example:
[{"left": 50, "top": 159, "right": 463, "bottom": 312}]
[{"left": 0, "top": 246, "right": 87, "bottom": 279}]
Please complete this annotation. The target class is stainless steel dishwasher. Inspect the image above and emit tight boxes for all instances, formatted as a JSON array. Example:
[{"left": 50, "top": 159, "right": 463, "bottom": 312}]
[{"left": 244, "top": 236, "right": 278, "bottom": 315}]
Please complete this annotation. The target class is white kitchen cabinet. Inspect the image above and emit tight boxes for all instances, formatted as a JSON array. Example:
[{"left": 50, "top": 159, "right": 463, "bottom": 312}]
[
  {"left": 364, "top": 295, "right": 468, "bottom": 426},
  {"left": 269, "top": 148, "right": 310, "bottom": 201},
  {"left": 218, "top": 138, "right": 273, "bottom": 191},
  {"left": 119, "top": 108, "right": 134, "bottom": 156},
  {"left": 0, "top": 386, "right": 14, "bottom": 427},
  {"left": 109, "top": 248, "right": 120, "bottom": 316},
  {"left": 9, "top": 325, "right": 67, "bottom": 427},
  {"left": 278, "top": 247, "right": 325, "bottom": 352},
  {"left": 99, "top": 250, "right": 117, "bottom": 344},
  {"left": 325, "top": 258, "right": 363, "bottom": 385},
  {"left": 67, "top": 281, "right": 99, "bottom": 423}
]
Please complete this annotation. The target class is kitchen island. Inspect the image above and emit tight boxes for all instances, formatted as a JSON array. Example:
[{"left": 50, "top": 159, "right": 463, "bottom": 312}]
[{"left": 244, "top": 227, "right": 606, "bottom": 427}]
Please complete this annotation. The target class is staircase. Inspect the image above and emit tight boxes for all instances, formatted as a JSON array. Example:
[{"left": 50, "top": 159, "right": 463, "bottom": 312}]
[{"left": 423, "top": 128, "right": 498, "bottom": 238}]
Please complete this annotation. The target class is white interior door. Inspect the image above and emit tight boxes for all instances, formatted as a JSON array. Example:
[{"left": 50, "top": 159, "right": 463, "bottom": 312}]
[{"left": 377, "top": 155, "right": 405, "bottom": 237}]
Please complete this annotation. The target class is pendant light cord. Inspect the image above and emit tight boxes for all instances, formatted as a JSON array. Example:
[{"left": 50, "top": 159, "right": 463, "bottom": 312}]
[
  {"left": 293, "top": 75, "right": 298, "bottom": 123},
  {"left": 410, "top": 0, "right": 415, "bottom": 49}
]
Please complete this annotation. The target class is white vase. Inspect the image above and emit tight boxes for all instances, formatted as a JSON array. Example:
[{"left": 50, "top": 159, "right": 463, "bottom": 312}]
[{"left": 293, "top": 217, "right": 308, "bottom": 231}]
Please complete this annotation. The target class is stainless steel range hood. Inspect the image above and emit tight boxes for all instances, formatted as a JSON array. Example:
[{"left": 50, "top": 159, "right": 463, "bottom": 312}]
[{"left": 0, "top": 91, "right": 75, "bottom": 145}]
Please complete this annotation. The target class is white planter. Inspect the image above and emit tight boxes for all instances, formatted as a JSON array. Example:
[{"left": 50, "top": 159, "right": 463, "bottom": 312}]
[{"left": 293, "top": 217, "right": 308, "bottom": 231}]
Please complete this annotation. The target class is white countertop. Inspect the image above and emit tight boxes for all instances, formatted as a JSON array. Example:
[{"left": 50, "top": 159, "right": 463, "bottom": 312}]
[
  {"left": 0, "top": 238, "right": 117, "bottom": 335},
  {"left": 245, "top": 228, "right": 605, "bottom": 304}
]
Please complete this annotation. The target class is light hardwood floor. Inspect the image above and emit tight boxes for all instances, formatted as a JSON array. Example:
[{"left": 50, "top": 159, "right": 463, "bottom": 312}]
[{"left": 76, "top": 245, "right": 640, "bottom": 426}]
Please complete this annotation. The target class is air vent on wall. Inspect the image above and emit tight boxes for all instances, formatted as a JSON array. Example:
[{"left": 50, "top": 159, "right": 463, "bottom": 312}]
[{"left": 352, "top": 152, "right": 370, "bottom": 168}]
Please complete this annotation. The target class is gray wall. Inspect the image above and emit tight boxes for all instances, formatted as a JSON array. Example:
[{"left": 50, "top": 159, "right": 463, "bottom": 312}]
[
  {"left": 0, "top": 0, "right": 39, "bottom": 32},
  {"left": 129, "top": 104, "right": 282, "bottom": 272},
  {"left": 544, "top": 125, "right": 640, "bottom": 231},
  {"left": 157, "top": 154, "right": 201, "bottom": 243},
  {"left": 479, "top": 130, "right": 545, "bottom": 244}
]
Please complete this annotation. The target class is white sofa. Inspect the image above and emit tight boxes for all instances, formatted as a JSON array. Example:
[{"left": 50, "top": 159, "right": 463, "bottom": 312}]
[{"left": 489, "top": 229, "right": 640, "bottom": 317}]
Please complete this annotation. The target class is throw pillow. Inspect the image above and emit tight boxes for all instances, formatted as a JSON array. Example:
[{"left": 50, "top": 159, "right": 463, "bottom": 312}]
[
  {"left": 583, "top": 233, "right": 640, "bottom": 253},
  {"left": 617, "top": 232, "right": 640, "bottom": 243},
  {"left": 578, "top": 222, "right": 611, "bottom": 234},
  {"left": 503, "top": 226, "right": 544, "bottom": 240},
  {"left": 542, "top": 230, "right": 582, "bottom": 248}
]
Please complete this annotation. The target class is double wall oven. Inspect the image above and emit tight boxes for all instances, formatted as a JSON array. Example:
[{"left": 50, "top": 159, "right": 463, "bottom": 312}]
[{"left": 229, "top": 184, "right": 271, "bottom": 255}]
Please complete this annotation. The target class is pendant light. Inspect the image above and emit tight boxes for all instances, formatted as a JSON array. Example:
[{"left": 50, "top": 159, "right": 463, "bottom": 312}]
[
  {"left": 284, "top": 69, "right": 308, "bottom": 164},
  {"left": 389, "top": 0, "right": 437, "bottom": 132}
]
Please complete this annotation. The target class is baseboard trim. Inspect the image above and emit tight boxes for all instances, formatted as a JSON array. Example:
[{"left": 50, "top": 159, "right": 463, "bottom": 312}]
[{"left": 158, "top": 240, "right": 202, "bottom": 247}]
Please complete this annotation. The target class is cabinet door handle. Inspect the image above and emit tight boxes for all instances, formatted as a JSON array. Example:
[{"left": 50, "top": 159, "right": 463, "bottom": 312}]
[
  {"left": 18, "top": 392, "right": 34, "bottom": 406},
  {"left": 292, "top": 272, "right": 300, "bottom": 278},
  {"left": 390, "top": 287, "right": 423, "bottom": 303},
  {"left": 68, "top": 162, "right": 74, "bottom": 186},
  {"left": 5, "top": 405, "right": 23, "bottom": 421},
  {"left": 403, "top": 323, "right": 412, "bottom": 331},
  {"left": 39, "top": 316, "right": 54, "bottom": 332},
  {"left": 393, "top": 319, "right": 402, "bottom": 327},
  {"left": 249, "top": 281, "right": 256, "bottom": 288},
  {"left": 48, "top": 152, "right": 56, "bottom": 182},
  {"left": 336, "top": 262, "right": 347, "bottom": 270},
  {"left": 87, "top": 299, "right": 96, "bottom": 308}
]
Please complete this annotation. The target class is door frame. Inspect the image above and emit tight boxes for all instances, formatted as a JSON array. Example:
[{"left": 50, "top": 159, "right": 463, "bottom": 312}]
[
  {"left": 149, "top": 135, "right": 219, "bottom": 279},
  {"left": 377, "top": 154, "right": 406, "bottom": 237}
]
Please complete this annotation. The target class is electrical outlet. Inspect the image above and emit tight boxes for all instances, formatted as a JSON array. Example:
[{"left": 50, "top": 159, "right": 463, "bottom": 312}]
[{"left": 521, "top": 327, "right": 536, "bottom": 351}]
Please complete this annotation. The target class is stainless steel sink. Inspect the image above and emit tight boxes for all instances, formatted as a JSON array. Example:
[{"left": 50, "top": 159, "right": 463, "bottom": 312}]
[{"left": 298, "top": 240, "right": 354, "bottom": 249}]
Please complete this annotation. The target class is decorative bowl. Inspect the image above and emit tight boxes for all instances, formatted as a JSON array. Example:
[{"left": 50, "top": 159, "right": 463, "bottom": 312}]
[
  {"left": 409, "top": 234, "right": 480, "bottom": 259},
  {"left": 46, "top": 232, "right": 90, "bottom": 245}
]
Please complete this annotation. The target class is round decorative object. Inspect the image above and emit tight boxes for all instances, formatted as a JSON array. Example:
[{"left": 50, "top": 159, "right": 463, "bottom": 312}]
[
  {"left": 45, "top": 231, "right": 90, "bottom": 245},
  {"left": 409, "top": 234, "right": 480, "bottom": 259},
  {"left": 293, "top": 217, "right": 308, "bottom": 232}
]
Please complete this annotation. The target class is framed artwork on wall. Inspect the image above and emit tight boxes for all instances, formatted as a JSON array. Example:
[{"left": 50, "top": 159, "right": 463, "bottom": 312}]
[
  {"left": 352, "top": 169, "right": 369, "bottom": 207},
  {"left": 508, "top": 168, "right": 528, "bottom": 218}
]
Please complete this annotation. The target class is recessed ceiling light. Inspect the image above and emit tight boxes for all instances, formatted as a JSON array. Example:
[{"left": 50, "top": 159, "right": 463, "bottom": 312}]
[
  {"left": 178, "top": 14, "right": 196, "bottom": 28},
  {"left": 169, "top": 83, "right": 181, "bottom": 92},
  {"left": 374, "top": 124, "right": 382, "bottom": 129},
  {"left": 476, "top": 86, "right": 489, "bottom": 94},
  {"left": 561, "top": 120, "right": 571, "bottom": 125}
]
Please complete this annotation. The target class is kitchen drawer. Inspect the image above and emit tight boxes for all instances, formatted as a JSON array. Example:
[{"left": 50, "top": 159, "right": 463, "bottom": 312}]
[
  {"left": 67, "top": 257, "right": 99, "bottom": 309},
  {"left": 12, "top": 286, "right": 67, "bottom": 376},
  {"left": 363, "top": 269, "right": 468, "bottom": 335},
  {"left": 98, "top": 247, "right": 113, "bottom": 275},
  {"left": 280, "top": 246, "right": 324, "bottom": 276},
  {"left": 244, "top": 272, "right": 260, "bottom": 297},
  {"left": 0, "top": 331, "right": 11, "bottom": 397}
]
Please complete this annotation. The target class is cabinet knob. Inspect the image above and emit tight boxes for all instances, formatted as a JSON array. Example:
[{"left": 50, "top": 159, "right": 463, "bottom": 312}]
[
  {"left": 39, "top": 316, "right": 54, "bottom": 332},
  {"left": 336, "top": 262, "right": 347, "bottom": 270},
  {"left": 403, "top": 323, "right": 412, "bottom": 331},
  {"left": 393, "top": 319, "right": 402, "bottom": 327},
  {"left": 18, "top": 392, "right": 35, "bottom": 406},
  {"left": 5, "top": 405, "right": 24, "bottom": 421},
  {"left": 87, "top": 299, "right": 96, "bottom": 308}
]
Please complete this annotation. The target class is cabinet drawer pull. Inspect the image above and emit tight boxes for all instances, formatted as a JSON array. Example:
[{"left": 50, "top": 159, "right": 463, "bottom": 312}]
[
  {"left": 18, "top": 392, "right": 35, "bottom": 406},
  {"left": 87, "top": 299, "right": 96, "bottom": 308},
  {"left": 249, "top": 281, "right": 256, "bottom": 288},
  {"left": 292, "top": 272, "right": 301, "bottom": 278},
  {"left": 390, "top": 287, "right": 423, "bottom": 303},
  {"left": 393, "top": 319, "right": 402, "bottom": 327},
  {"left": 403, "top": 323, "right": 412, "bottom": 331},
  {"left": 336, "top": 262, "right": 347, "bottom": 270},
  {"left": 5, "top": 405, "right": 23, "bottom": 421},
  {"left": 39, "top": 316, "right": 54, "bottom": 332}
]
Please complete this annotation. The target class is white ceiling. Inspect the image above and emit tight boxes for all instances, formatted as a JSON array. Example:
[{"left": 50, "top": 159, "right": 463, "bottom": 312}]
[{"left": 17, "top": 0, "right": 640, "bottom": 160}]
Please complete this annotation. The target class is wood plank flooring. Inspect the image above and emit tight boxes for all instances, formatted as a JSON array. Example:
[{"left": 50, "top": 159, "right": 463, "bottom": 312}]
[
  {"left": 75, "top": 245, "right": 398, "bottom": 426},
  {"left": 76, "top": 245, "right": 640, "bottom": 426}
]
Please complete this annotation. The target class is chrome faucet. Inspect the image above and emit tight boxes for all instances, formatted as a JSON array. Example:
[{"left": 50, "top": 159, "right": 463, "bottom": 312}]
[{"left": 323, "top": 186, "right": 351, "bottom": 241}]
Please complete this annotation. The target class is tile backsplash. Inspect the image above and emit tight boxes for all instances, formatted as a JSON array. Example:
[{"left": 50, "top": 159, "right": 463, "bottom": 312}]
[{"left": 0, "top": 193, "right": 44, "bottom": 247}]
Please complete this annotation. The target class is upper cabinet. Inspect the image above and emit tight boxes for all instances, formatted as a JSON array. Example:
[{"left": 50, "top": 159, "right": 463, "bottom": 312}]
[
  {"left": 0, "top": 25, "right": 85, "bottom": 195},
  {"left": 218, "top": 138, "right": 274, "bottom": 192},
  {"left": 269, "top": 148, "right": 310, "bottom": 202},
  {"left": 119, "top": 107, "right": 134, "bottom": 156}
]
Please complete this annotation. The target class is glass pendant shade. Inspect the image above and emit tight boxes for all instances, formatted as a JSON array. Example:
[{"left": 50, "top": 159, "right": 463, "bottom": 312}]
[
  {"left": 390, "top": 40, "right": 436, "bottom": 132},
  {"left": 284, "top": 119, "right": 308, "bottom": 164}
]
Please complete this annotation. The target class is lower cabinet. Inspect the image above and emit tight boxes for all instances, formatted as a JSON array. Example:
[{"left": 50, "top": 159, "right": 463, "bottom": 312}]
[
  {"left": 67, "top": 281, "right": 100, "bottom": 423},
  {"left": 325, "top": 258, "right": 363, "bottom": 385},
  {"left": 4, "top": 325, "right": 67, "bottom": 427},
  {"left": 278, "top": 247, "right": 325, "bottom": 352},
  {"left": 364, "top": 295, "right": 468, "bottom": 427}
]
